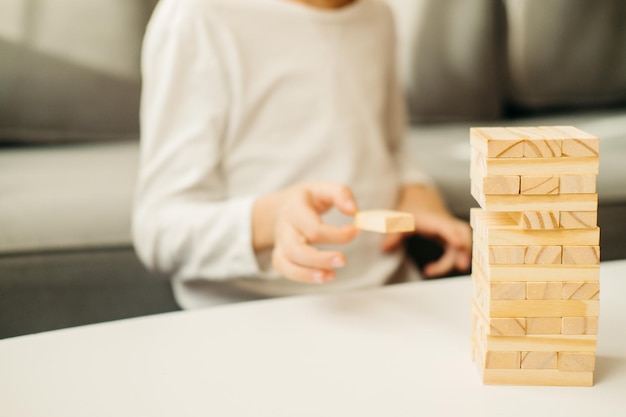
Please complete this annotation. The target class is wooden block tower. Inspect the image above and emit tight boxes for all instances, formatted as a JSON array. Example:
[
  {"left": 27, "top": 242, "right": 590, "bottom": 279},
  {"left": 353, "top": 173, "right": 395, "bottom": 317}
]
[{"left": 469, "top": 126, "right": 600, "bottom": 386}]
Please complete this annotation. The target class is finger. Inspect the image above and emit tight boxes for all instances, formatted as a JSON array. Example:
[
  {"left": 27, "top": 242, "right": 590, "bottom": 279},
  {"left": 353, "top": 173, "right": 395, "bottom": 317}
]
[
  {"left": 306, "top": 183, "right": 359, "bottom": 216},
  {"left": 272, "top": 247, "right": 335, "bottom": 284},
  {"left": 423, "top": 246, "right": 458, "bottom": 278},
  {"left": 289, "top": 202, "right": 359, "bottom": 244},
  {"left": 380, "top": 233, "right": 404, "bottom": 252},
  {"left": 281, "top": 225, "right": 348, "bottom": 270}
]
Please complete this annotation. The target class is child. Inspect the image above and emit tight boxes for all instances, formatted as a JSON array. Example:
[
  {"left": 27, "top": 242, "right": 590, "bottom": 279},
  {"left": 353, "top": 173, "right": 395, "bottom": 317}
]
[{"left": 133, "top": 0, "right": 472, "bottom": 309}]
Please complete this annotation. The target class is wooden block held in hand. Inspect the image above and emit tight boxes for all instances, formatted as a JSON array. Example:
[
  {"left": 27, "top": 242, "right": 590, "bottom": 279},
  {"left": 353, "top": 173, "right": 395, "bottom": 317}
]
[
  {"left": 562, "top": 246, "right": 600, "bottom": 265},
  {"left": 354, "top": 210, "right": 414, "bottom": 234},
  {"left": 521, "top": 176, "right": 559, "bottom": 195}
]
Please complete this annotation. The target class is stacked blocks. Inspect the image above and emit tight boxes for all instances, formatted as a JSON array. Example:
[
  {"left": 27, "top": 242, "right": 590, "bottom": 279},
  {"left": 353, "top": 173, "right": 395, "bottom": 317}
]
[{"left": 469, "top": 126, "right": 600, "bottom": 386}]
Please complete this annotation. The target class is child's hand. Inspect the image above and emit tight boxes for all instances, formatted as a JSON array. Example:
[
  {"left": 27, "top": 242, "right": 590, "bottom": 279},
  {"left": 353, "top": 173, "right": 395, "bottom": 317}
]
[
  {"left": 253, "top": 183, "right": 359, "bottom": 284},
  {"left": 380, "top": 185, "right": 472, "bottom": 278}
]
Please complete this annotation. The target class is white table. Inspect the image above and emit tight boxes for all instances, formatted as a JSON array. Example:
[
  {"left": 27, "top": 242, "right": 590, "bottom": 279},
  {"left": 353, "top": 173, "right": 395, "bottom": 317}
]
[{"left": 2, "top": 260, "right": 625, "bottom": 417}]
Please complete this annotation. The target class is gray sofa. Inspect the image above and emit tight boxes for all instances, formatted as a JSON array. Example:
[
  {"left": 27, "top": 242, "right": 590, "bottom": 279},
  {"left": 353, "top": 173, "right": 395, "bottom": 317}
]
[{"left": 2, "top": 0, "right": 625, "bottom": 339}]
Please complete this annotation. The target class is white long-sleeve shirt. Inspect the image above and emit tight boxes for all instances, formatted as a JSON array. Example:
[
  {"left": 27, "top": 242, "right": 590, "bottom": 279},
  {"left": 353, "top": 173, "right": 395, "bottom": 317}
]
[{"left": 134, "top": 0, "right": 430, "bottom": 309}]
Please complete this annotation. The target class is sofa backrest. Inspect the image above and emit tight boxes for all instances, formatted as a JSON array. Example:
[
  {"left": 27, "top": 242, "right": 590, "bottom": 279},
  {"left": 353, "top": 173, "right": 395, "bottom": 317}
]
[{"left": 0, "top": 0, "right": 157, "bottom": 144}]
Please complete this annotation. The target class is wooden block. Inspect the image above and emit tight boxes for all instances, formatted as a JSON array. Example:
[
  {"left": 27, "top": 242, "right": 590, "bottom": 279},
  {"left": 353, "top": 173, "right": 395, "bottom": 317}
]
[
  {"left": 477, "top": 154, "right": 598, "bottom": 176},
  {"left": 470, "top": 127, "right": 525, "bottom": 158},
  {"left": 560, "top": 211, "right": 597, "bottom": 229},
  {"left": 485, "top": 351, "right": 521, "bottom": 369},
  {"left": 524, "top": 246, "right": 562, "bottom": 265},
  {"left": 489, "top": 300, "right": 599, "bottom": 318},
  {"left": 475, "top": 261, "right": 600, "bottom": 282},
  {"left": 562, "top": 317, "right": 598, "bottom": 335},
  {"left": 558, "top": 352, "right": 596, "bottom": 372},
  {"left": 549, "top": 126, "right": 599, "bottom": 157},
  {"left": 562, "top": 282, "right": 599, "bottom": 300},
  {"left": 559, "top": 175, "right": 596, "bottom": 194},
  {"left": 523, "top": 138, "right": 562, "bottom": 158},
  {"left": 476, "top": 175, "right": 521, "bottom": 195},
  {"left": 491, "top": 282, "right": 526, "bottom": 300},
  {"left": 521, "top": 351, "right": 557, "bottom": 369},
  {"left": 485, "top": 226, "right": 599, "bottom": 246},
  {"left": 473, "top": 192, "right": 598, "bottom": 212},
  {"left": 514, "top": 211, "right": 559, "bottom": 230},
  {"left": 471, "top": 208, "right": 599, "bottom": 246},
  {"left": 489, "top": 246, "right": 525, "bottom": 265},
  {"left": 520, "top": 176, "right": 559, "bottom": 195},
  {"left": 486, "top": 334, "right": 596, "bottom": 352},
  {"left": 489, "top": 318, "right": 526, "bottom": 336},
  {"left": 526, "top": 318, "right": 562, "bottom": 334},
  {"left": 482, "top": 369, "right": 593, "bottom": 386},
  {"left": 354, "top": 210, "right": 414, "bottom": 233},
  {"left": 526, "top": 282, "right": 563, "bottom": 300},
  {"left": 562, "top": 246, "right": 600, "bottom": 265}
]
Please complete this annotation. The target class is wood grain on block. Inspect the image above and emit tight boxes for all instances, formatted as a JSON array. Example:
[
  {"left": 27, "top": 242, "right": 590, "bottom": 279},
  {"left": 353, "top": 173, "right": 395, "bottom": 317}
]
[
  {"left": 491, "top": 282, "right": 526, "bottom": 300},
  {"left": 526, "top": 282, "right": 563, "bottom": 300},
  {"left": 477, "top": 154, "right": 598, "bottom": 176},
  {"left": 475, "top": 175, "right": 521, "bottom": 195},
  {"left": 560, "top": 211, "right": 597, "bottom": 229},
  {"left": 489, "top": 300, "right": 599, "bottom": 318},
  {"left": 550, "top": 126, "right": 599, "bottom": 157},
  {"left": 474, "top": 192, "right": 598, "bottom": 212},
  {"left": 524, "top": 246, "right": 562, "bottom": 265},
  {"left": 354, "top": 210, "right": 414, "bottom": 233},
  {"left": 558, "top": 352, "right": 596, "bottom": 372},
  {"left": 521, "top": 351, "right": 557, "bottom": 369},
  {"left": 489, "top": 246, "right": 525, "bottom": 265},
  {"left": 562, "top": 246, "right": 600, "bottom": 265},
  {"left": 482, "top": 369, "right": 593, "bottom": 386},
  {"left": 486, "top": 334, "right": 597, "bottom": 352},
  {"left": 562, "top": 282, "right": 600, "bottom": 300},
  {"left": 523, "top": 138, "right": 562, "bottom": 158},
  {"left": 489, "top": 318, "right": 526, "bottom": 336},
  {"left": 520, "top": 176, "right": 559, "bottom": 195},
  {"left": 470, "top": 127, "right": 525, "bottom": 158},
  {"left": 478, "top": 263, "right": 600, "bottom": 282},
  {"left": 471, "top": 208, "right": 599, "bottom": 246},
  {"left": 485, "top": 351, "right": 521, "bottom": 369},
  {"left": 510, "top": 211, "right": 559, "bottom": 230},
  {"left": 526, "top": 318, "right": 562, "bottom": 335},
  {"left": 559, "top": 175, "right": 596, "bottom": 194},
  {"left": 562, "top": 317, "right": 598, "bottom": 335}
]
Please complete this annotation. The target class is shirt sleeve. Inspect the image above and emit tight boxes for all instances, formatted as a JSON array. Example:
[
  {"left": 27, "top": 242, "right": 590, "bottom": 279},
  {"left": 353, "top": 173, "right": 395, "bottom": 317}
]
[{"left": 133, "top": 0, "right": 263, "bottom": 282}]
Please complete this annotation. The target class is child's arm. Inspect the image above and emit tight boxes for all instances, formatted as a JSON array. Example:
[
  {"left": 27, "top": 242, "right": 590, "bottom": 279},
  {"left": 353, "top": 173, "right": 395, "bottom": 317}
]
[{"left": 252, "top": 183, "right": 359, "bottom": 284}]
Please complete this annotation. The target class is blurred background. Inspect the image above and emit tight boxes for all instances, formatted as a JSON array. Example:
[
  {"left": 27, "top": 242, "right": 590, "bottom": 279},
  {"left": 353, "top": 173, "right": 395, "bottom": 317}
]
[{"left": 1, "top": 0, "right": 625, "bottom": 338}]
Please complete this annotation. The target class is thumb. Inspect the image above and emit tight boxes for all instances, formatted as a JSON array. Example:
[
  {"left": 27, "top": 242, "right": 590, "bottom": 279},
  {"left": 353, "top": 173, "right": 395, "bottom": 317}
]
[{"left": 380, "top": 233, "right": 404, "bottom": 252}]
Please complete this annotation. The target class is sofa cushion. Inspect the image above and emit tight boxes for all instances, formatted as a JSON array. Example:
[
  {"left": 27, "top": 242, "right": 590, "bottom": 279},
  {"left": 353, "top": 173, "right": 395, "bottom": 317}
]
[
  {"left": 0, "top": 0, "right": 156, "bottom": 144},
  {"left": 503, "top": 0, "right": 626, "bottom": 111},
  {"left": 0, "top": 141, "right": 138, "bottom": 253}
]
